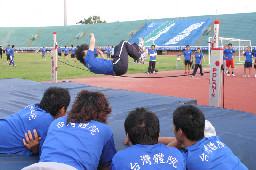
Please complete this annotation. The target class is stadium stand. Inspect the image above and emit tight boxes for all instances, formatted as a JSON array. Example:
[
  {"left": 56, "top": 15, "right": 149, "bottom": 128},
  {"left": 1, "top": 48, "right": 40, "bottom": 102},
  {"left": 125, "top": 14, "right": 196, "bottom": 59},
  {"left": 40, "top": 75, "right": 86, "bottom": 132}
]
[{"left": 0, "top": 12, "right": 255, "bottom": 49}]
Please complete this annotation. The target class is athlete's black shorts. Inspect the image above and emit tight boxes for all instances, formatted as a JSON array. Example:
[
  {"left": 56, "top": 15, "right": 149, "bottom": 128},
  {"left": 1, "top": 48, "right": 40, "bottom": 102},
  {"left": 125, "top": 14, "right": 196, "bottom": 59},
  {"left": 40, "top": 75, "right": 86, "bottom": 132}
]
[
  {"left": 71, "top": 54, "right": 75, "bottom": 58},
  {"left": 244, "top": 62, "right": 252, "bottom": 68},
  {"left": 64, "top": 54, "right": 68, "bottom": 56},
  {"left": 185, "top": 60, "right": 191, "bottom": 65},
  {"left": 58, "top": 53, "right": 61, "bottom": 56},
  {"left": 107, "top": 54, "right": 110, "bottom": 58},
  {"left": 7, "top": 54, "right": 10, "bottom": 60}
]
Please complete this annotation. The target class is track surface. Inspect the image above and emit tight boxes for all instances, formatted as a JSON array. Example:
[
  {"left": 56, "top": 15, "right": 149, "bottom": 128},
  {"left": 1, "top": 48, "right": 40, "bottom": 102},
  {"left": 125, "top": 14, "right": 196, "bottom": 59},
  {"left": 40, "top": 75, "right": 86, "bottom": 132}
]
[{"left": 59, "top": 65, "right": 256, "bottom": 114}]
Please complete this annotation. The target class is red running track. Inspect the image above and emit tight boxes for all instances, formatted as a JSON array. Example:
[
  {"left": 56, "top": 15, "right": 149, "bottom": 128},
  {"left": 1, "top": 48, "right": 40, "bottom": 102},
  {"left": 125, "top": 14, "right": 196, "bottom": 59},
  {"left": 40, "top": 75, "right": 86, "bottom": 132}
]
[{"left": 60, "top": 66, "right": 256, "bottom": 114}]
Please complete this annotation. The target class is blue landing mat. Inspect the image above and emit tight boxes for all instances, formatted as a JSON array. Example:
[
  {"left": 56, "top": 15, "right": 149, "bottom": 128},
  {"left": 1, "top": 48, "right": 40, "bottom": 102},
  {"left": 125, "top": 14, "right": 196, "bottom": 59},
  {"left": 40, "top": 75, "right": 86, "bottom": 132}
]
[{"left": 0, "top": 79, "right": 255, "bottom": 169}]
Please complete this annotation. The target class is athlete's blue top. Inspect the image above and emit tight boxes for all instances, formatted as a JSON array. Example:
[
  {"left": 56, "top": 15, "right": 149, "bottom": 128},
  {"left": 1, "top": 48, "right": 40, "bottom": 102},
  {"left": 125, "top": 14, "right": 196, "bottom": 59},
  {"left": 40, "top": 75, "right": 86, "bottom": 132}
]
[
  {"left": 42, "top": 49, "right": 46, "bottom": 55},
  {"left": 58, "top": 48, "right": 62, "bottom": 53},
  {"left": 223, "top": 49, "right": 236, "bottom": 60},
  {"left": 184, "top": 136, "right": 247, "bottom": 170},
  {"left": 64, "top": 48, "right": 69, "bottom": 55},
  {"left": 223, "top": 50, "right": 228, "bottom": 60},
  {"left": 70, "top": 47, "right": 75, "bottom": 54},
  {"left": 0, "top": 104, "right": 54, "bottom": 156},
  {"left": 6, "top": 47, "right": 10, "bottom": 54},
  {"left": 149, "top": 49, "right": 157, "bottom": 61},
  {"left": 183, "top": 50, "right": 192, "bottom": 60},
  {"left": 84, "top": 50, "right": 113, "bottom": 75},
  {"left": 94, "top": 48, "right": 98, "bottom": 54},
  {"left": 243, "top": 52, "right": 253, "bottom": 62},
  {"left": 40, "top": 116, "right": 117, "bottom": 170},
  {"left": 107, "top": 47, "right": 111, "bottom": 54},
  {"left": 9, "top": 48, "right": 14, "bottom": 57},
  {"left": 111, "top": 143, "right": 186, "bottom": 170},
  {"left": 195, "top": 52, "right": 203, "bottom": 64}
]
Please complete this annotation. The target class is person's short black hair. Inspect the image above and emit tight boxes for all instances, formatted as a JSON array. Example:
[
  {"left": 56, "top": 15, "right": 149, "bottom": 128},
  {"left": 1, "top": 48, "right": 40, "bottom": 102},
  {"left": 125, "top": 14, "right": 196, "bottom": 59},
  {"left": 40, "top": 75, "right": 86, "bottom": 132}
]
[
  {"left": 173, "top": 105, "right": 205, "bottom": 141},
  {"left": 65, "top": 46, "right": 67, "bottom": 48},
  {"left": 228, "top": 43, "right": 232, "bottom": 46},
  {"left": 75, "top": 44, "right": 89, "bottom": 64},
  {"left": 197, "top": 48, "right": 201, "bottom": 50},
  {"left": 38, "top": 87, "right": 71, "bottom": 117},
  {"left": 8, "top": 45, "right": 10, "bottom": 46},
  {"left": 186, "top": 45, "right": 190, "bottom": 47},
  {"left": 71, "top": 45, "right": 73, "bottom": 47},
  {"left": 124, "top": 108, "right": 159, "bottom": 145},
  {"left": 151, "top": 45, "right": 155, "bottom": 47},
  {"left": 12, "top": 45, "right": 15, "bottom": 48}
]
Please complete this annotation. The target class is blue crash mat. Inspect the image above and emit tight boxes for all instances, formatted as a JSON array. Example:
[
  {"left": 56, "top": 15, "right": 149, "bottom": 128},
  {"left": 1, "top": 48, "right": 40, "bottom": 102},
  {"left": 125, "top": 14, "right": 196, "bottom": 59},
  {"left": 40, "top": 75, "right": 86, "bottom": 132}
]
[{"left": 0, "top": 79, "right": 255, "bottom": 169}]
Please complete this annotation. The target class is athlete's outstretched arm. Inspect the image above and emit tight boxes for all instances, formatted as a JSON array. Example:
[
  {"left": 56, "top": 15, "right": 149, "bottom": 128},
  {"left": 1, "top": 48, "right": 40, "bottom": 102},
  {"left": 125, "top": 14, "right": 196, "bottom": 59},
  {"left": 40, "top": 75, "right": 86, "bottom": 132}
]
[{"left": 89, "top": 33, "right": 95, "bottom": 51}]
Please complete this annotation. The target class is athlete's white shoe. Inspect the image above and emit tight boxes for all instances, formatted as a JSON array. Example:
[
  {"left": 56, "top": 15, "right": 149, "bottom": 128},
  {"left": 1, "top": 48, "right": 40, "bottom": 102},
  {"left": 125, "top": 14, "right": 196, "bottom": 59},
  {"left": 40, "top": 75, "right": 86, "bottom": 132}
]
[
  {"left": 232, "top": 73, "right": 235, "bottom": 77},
  {"left": 227, "top": 74, "right": 230, "bottom": 76},
  {"left": 247, "top": 75, "right": 250, "bottom": 78},
  {"left": 254, "top": 74, "right": 256, "bottom": 78},
  {"left": 242, "top": 75, "right": 246, "bottom": 77}
]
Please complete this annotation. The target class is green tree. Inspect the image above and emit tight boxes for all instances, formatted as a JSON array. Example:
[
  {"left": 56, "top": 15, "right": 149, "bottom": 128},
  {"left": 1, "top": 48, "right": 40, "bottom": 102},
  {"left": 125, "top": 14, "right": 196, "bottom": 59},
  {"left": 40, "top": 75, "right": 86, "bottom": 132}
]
[{"left": 77, "top": 16, "right": 106, "bottom": 24}]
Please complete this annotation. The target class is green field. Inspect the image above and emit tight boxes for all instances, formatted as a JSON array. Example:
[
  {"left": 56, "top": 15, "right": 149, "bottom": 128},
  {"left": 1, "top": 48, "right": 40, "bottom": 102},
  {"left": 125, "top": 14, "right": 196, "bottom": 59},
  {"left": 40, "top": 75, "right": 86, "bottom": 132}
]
[{"left": 0, "top": 53, "right": 246, "bottom": 82}]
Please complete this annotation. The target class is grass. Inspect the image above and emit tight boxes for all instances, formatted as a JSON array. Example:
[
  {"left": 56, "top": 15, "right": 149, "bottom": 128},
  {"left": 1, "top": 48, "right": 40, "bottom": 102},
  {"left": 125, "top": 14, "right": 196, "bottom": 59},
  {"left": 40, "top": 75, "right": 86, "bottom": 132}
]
[{"left": 0, "top": 53, "right": 246, "bottom": 82}]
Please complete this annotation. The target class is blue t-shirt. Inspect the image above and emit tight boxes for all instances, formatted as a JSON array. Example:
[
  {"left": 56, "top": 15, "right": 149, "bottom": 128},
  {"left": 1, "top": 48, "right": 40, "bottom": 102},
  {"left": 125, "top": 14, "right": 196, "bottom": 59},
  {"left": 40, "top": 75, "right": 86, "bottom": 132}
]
[
  {"left": 149, "top": 49, "right": 157, "bottom": 61},
  {"left": 58, "top": 48, "right": 62, "bottom": 54},
  {"left": 223, "top": 50, "right": 228, "bottom": 60},
  {"left": 111, "top": 143, "right": 185, "bottom": 170},
  {"left": 107, "top": 48, "right": 111, "bottom": 54},
  {"left": 40, "top": 116, "right": 117, "bottom": 170},
  {"left": 195, "top": 53, "right": 203, "bottom": 64},
  {"left": 6, "top": 47, "right": 10, "bottom": 54},
  {"left": 70, "top": 47, "right": 75, "bottom": 54},
  {"left": 223, "top": 49, "right": 236, "bottom": 60},
  {"left": 111, "top": 48, "right": 115, "bottom": 55},
  {"left": 42, "top": 49, "right": 46, "bottom": 55},
  {"left": 184, "top": 136, "right": 247, "bottom": 170},
  {"left": 64, "top": 48, "right": 69, "bottom": 55},
  {"left": 243, "top": 52, "right": 253, "bottom": 62},
  {"left": 84, "top": 50, "right": 113, "bottom": 75},
  {"left": 183, "top": 50, "right": 192, "bottom": 61},
  {"left": 94, "top": 48, "right": 98, "bottom": 55},
  {"left": 9, "top": 48, "right": 14, "bottom": 57},
  {"left": 0, "top": 104, "right": 54, "bottom": 156}
]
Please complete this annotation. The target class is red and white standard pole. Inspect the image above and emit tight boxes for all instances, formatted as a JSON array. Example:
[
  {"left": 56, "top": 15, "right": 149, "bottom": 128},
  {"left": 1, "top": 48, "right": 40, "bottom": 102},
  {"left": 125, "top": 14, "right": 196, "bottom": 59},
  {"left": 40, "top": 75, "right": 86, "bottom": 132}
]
[
  {"left": 209, "top": 20, "right": 223, "bottom": 107},
  {"left": 51, "top": 32, "right": 58, "bottom": 83}
]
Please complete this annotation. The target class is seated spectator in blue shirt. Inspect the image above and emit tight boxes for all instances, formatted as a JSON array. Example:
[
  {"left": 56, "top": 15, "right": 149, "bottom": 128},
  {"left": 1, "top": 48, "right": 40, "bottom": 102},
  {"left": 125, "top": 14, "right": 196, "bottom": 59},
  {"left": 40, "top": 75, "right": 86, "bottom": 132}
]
[
  {"left": 35, "top": 90, "right": 117, "bottom": 170},
  {"left": 111, "top": 108, "right": 185, "bottom": 170},
  {"left": 159, "top": 105, "right": 247, "bottom": 170},
  {"left": 0, "top": 87, "right": 70, "bottom": 156}
]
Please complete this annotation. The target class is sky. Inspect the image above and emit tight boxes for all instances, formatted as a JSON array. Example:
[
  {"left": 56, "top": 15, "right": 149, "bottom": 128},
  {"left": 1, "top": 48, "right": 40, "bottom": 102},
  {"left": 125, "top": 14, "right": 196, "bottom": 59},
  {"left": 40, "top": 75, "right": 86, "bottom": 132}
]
[{"left": 1, "top": 0, "right": 256, "bottom": 27}]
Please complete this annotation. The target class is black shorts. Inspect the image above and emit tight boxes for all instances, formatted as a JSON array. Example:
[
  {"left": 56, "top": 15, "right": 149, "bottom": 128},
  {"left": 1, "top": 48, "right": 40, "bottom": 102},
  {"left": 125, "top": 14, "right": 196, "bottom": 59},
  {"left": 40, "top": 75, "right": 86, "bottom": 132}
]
[
  {"left": 71, "top": 54, "right": 75, "bottom": 58},
  {"left": 244, "top": 62, "right": 252, "bottom": 68},
  {"left": 7, "top": 54, "right": 10, "bottom": 60},
  {"left": 64, "top": 54, "right": 68, "bottom": 56},
  {"left": 58, "top": 53, "right": 61, "bottom": 56},
  {"left": 107, "top": 54, "right": 110, "bottom": 57},
  {"left": 185, "top": 60, "right": 191, "bottom": 65},
  {"left": 94, "top": 54, "right": 98, "bottom": 57},
  {"left": 254, "top": 64, "right": 256, "bottom": 69}
]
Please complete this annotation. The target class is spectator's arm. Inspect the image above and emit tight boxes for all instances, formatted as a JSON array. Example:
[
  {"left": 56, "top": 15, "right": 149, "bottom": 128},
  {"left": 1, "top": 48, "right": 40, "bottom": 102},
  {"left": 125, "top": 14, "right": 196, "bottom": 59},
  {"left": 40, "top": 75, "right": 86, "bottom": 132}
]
[
  {"left": 158, "top": 137, "right": 176, "bottom": 145},
  {"left": 23, "top": 129, "right": 41, "bottom": 155}
]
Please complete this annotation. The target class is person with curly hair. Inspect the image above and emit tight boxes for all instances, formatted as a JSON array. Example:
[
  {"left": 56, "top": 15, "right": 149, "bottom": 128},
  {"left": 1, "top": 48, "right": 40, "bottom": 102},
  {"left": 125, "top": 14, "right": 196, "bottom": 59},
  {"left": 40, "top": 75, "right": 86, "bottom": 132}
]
[
  {"left": 0, "top": 87, "right": 71, "bottom": 156},
  {"left": 75, "top": 33, "right": 142, "bottom": 76},
  {"left": 26, "top": 90, "right": 116, "bottom": 170}
]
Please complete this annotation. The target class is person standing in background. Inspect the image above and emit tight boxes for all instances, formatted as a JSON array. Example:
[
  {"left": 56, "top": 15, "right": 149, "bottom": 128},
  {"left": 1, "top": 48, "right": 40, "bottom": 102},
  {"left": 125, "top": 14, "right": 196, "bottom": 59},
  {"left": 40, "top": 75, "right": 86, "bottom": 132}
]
[{"left": 147, "top": 45, "right": 157, "bottom": 74}]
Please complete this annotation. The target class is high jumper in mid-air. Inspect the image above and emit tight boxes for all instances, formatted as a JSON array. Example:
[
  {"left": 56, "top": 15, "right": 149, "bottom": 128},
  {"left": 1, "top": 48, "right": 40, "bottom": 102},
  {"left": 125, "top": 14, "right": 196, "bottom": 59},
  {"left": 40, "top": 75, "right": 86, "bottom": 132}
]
[{"left": 75, "top": 33, "right": 144, "bottom": 76}]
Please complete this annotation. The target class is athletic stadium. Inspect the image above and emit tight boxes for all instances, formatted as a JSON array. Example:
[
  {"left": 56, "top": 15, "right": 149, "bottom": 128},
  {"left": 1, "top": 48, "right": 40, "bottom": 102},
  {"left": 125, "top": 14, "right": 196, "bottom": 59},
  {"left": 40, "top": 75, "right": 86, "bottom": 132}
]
[{"left": 0, "top": 8, "right": 256, "bottom": 170}]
